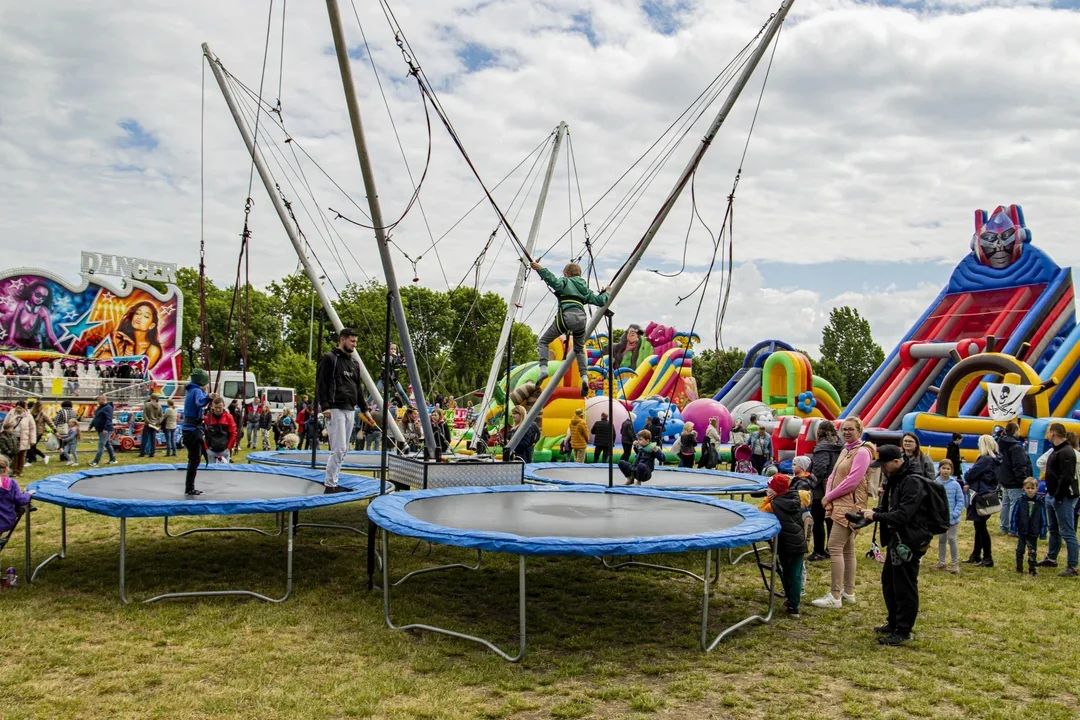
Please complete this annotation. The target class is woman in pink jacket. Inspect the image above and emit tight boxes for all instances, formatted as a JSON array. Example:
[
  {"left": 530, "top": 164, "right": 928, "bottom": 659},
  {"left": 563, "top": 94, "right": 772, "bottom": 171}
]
[{"left": 812, "top": 416, "right": 874, "bottom": 609}]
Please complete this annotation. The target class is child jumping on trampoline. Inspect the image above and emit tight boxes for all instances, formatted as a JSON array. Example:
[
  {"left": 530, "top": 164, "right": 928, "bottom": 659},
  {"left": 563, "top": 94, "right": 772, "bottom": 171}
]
[{"left": 530, "top": 260, "right": 610, "bottom": 397}]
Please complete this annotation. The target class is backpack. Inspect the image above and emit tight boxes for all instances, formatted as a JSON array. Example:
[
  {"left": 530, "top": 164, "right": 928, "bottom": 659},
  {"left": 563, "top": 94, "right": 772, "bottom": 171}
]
[
  {"left": 205, "top": 422, "right": 231, "bottom": 453},
  {"left": 918, "top": 476, "right": 952, "bottom": 535}
]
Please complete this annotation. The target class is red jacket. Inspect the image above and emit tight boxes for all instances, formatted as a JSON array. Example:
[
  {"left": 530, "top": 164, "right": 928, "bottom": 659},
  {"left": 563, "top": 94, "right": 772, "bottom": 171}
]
[{"left": 203, "top": 409, "right": 237, "bottom": 451}]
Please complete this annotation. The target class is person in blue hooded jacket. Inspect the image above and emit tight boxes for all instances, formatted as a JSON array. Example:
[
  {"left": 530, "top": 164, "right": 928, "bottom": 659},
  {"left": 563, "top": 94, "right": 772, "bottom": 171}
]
[
  {"left": 180, "top": 369, "right": 214, "bottom": 496},
  {"left": 963, "top": 435, "right": 1002, "bottom": 567}
]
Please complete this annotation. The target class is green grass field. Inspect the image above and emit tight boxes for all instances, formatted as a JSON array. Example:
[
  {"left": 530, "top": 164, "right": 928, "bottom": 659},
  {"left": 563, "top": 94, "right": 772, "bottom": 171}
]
[{"left": 2, "top": 446, "right": 1079, "bottom": 719}]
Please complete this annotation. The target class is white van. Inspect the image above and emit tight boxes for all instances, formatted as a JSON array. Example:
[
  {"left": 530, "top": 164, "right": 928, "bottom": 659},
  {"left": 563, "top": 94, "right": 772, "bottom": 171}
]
[
  {"left": 212, "top": 371, "right": 258, "bottom": 406},
  {"left": 258, "top": 386, "right": 296, "bottom": 420}
]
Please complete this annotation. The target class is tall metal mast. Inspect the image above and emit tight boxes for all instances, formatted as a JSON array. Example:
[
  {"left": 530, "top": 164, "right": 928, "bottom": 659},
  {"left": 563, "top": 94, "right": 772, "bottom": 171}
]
[
  {"left": 202, "top": 42, "right": 405, "bottom": 444},
  {"left": 505, "top": 0, "right": 794, "bottom": 451},
  {"left": 324, "top": 0, "right": 437, "bottom": 456},
  {"left": 470, "top": 122, "right": 567, "bottom": 447}
]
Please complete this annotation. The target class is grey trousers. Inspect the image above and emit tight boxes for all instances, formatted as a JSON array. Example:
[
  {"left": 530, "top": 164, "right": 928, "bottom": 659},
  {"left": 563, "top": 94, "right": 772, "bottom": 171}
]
[{"left": 537, "top": 305, "right": 588, "bottom": 381}]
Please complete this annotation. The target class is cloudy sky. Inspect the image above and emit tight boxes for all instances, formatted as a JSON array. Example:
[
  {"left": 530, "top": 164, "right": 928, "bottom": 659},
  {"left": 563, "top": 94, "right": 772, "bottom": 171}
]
[{"left": 2, "top": 0, "right": 1079, "bottom": 359}]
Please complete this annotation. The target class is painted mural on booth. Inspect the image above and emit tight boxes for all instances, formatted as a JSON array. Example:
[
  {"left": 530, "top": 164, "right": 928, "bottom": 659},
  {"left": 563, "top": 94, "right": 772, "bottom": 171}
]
[{"left": 0, "top": 269, "right": 182, "bottom": 384}]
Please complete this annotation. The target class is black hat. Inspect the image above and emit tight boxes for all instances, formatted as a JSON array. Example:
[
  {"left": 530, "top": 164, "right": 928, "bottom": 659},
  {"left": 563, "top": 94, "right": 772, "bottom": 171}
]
[{"left": 870, "top": 444, "right": 903, "bottom": 468}]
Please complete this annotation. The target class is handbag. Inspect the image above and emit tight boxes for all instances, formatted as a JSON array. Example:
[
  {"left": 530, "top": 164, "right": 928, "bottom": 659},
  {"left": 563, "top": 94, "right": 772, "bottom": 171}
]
[{"left": 974, "top": 490, "right": 1001, "bottom": 516}]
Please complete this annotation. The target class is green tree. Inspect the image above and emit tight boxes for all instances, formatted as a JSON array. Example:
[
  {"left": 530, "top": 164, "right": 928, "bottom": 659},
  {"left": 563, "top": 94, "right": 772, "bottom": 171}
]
[
  {"left": 818, "top": 306, "right": 885, "bottom": 404},
  {"left": 693, "top": 347, "right": 745, "bottom": 399},
  {"left": 263, "top": 348, "right": 317, "bottom": 396}
]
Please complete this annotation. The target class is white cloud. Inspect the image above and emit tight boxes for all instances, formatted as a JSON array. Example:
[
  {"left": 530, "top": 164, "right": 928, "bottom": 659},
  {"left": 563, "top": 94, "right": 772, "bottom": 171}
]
[{"left": 1, "top": 0, "right": 1079, "bottom": 359}]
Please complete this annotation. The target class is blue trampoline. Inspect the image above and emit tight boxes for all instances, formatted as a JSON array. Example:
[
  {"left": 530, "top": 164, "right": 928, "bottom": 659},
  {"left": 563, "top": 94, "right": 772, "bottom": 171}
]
[
  {"left": 523, "top": 462, "right": 767, "bottom": 495},
  {"left": 26, "top": 464, "right": 385, "bottom": 604},
  {"left": 247, "top": 449, "right": 384, "bottom": 471},
  {"left": 368, "top": 484, "right": 780, "bottom": 661}
]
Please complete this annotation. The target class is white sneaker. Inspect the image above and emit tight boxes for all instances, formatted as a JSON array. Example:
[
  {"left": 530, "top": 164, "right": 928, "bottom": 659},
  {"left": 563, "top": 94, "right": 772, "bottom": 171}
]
[
  {"left": 43, "top": 456, "right": 50, "bottom": 465},
  {"left": 811, "top": 593, "right": 843, "bottom": 609},
  {"left": 841, "top": 591, "right": 857, "bottom": 605},
  {"left": 108, "top": 460, "right": 118, "bottom": 465}
]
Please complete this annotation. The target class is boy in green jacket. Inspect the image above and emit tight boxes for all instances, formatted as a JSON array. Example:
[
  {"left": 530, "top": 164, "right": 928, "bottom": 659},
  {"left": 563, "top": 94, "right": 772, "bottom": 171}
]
[{"left": 530, "top": 261, "right": 610, "bottom": 397}]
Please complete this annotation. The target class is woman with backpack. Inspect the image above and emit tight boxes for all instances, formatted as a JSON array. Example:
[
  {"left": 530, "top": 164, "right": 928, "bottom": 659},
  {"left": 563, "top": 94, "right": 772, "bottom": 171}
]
[
  {"left": 809, "top": 423, "right": 843, "bottom": 561},
  {"left": 963, "top": 434, "right": 1002, "bottom": 567}
]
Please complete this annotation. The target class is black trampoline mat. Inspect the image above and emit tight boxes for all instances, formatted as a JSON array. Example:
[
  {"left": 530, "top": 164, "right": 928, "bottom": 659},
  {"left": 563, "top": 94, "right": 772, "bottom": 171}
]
[
  {"left": 69, "top": 470, "right": 327, "bottom": 501},
  {"left": 532, "top": 466, "right": 751, "bottom": 489},
  {"left": 405, "top": 492, "right": 743, "bottom": 539},
  {"left": 266, "top": 451, "right": 380, "bottom": 466}
]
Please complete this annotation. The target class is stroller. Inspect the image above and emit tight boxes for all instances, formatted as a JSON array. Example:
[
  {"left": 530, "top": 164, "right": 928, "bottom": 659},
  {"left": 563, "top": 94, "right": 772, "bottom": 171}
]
[{"left": 732, "top": 444, "right": 755, "bottom": 475}]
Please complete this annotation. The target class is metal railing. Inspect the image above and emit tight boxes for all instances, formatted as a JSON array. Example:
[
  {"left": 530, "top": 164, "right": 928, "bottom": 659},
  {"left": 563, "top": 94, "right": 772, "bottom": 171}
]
[{"left": 0, "top": 377, "right": 155, "bottom": 404}]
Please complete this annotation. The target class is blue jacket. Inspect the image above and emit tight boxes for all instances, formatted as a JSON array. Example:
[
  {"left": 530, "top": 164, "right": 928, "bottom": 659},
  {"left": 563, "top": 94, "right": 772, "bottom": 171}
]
[
  {"left": 1010, "top": 493, "right": 1048, "bottom": 539},
  {"left": 964, "top": 453, "right": 1001, "bottom": 522},
  {"left": 89, "top": 402, "right": 114, "bottom": 433},
  {"left": 936, "top": 476, "right": 965, "bottom": 525},
  {"left": 181, "top": 382, "right": 210, "bottom": 431}
]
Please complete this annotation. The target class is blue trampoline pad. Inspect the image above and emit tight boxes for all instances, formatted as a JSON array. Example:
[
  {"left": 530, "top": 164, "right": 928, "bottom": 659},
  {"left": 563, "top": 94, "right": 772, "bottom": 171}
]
[
  {"left": 247, "top": 450, "right": 383, "bottom": 468},
  {"left": 524, "top": 462, "right": 766, "bottom": 494},
  {"left": 29, "top": 464, "right": 386, "bottom": 518},
  {"left": 368, "top": 484, "right": 779, "bottom": 557}
]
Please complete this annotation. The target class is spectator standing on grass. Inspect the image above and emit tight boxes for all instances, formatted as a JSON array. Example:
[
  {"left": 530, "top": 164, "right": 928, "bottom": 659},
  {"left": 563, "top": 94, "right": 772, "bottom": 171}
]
[
  {"left": 946, "top": 432, "right": 964, "bottom": 478},
  {"left": 258, "top": 405, "right": 273, "bottom": 451},
  {"left": 163, "top": 399, "right": 178, "bottom": 457},
  {"left": 228, "top": 400, "right": 243, "bottom": 452},
  {"left": 762, "top": 473, "right": 807, "bottom": 618},
  {"left": 568, "top": 408, "right": 589, "bottom": 463},
  {"left": 203, "top": 396, "right": 237, "bottom": 464},
  {"left": 932, "top": 458, "right": 964, "bottom": 573},
  {"left": 88, "top": 395, "right": 116, "bottom": 467},
  {"left": 244, "top": 402, "right": 259, "bottom": 450},
  {"left": 862, "top": 444, "right": 933, "bottom": 647},
  {"left": 677, "top": 422, "right": 697, "bottom": 468},
  {"left": 730, "top": 417, "right": 749, "bottom": 447},
  {"left": 620, "top": 416, "right": 635, "bottom": 463},
  {"left": 590, "top": 412, "right": 614, "bottom": 464},
  {"left": 139, "top": 393, "right": 163, "bottom": 458},
  {"left": 809, "top": 423, "right": 843, "bottom": 561},
  {"left": 748, "top": 425, "right": 772, "bottom": 475},
  {"left": 997, "top": 422, "right": 1032, "bottom": 536},
  {"left": 963, "top": 435, "right": 1001, "bottom": 568},
  {"left": 1012, "top": 477, "right": 1047, "bottom": 576},
  {"left": 1037, "top": 422, "right": 1079, "bottom": 576},
  {"left": 699, "top": 418, "right": 721, "bottom": 469},
  {"left": 812, "top": 417, "right": 873, "bottom": 610},
  {"left": 62, "top": 419, "right": 80, "bottom": 467}
]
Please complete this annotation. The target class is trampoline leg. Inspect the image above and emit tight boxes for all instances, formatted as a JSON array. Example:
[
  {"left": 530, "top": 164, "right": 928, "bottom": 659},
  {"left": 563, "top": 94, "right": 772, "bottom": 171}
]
[
  {"left": 381, "top": 529, "right": 526, "bottom": 662},
  {"left": 390, "top": 547, "right": 483, "bottom": 587},
  {"left": 29, "top": 507, "right": 67, "bottom": 583},
  {"left": 163, "top": 514, "right": 285, "bottom": 538},
  {"left": 599, "top": 554, "right": 707, "bottom": 584},
  {"left": 701, "top": 543, "right": 777, "bottom": 652},
  {"left": 120, "top": 518, "right": 296, "bottom": 604}
]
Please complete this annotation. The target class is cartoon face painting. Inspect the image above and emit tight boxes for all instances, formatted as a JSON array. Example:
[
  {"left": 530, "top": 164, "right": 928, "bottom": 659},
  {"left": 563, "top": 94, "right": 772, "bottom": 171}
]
[{"left": 972, "top": 204, "right": 1030, "bottom": 270}]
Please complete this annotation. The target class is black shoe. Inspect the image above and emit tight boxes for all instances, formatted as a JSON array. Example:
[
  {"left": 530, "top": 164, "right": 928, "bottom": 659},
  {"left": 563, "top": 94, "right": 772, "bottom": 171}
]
[
  {"left": 962, "top": 556, "right": 981, "bottom": 564},
  {"left": 580, "top": 382, "right": 589, "bottom": 398},
  {"left": 785, "top": 606, "right": 801, "bottom": 618},
  {"left": 878, "top": 633, "right": 911, "bottom": 646},
  {"left": 1059, "top": 567, "right": 1078, "bottom": 577},
  {"left": 185, "top": 489, "right": 204, "bottom": 496},
  {"left": 873, "top": 624, "right": 894, "bottom": 635},
  {"left": 1037, "top": 558, "right": 1058, "bottom": 568},
  {"left": 1016, "top": 566, "right": 1024, "bottom": 574},
  {"left": 976, "top": 559, "right": 994, "bottom": 568},
  {"left": 323, "top": 485, "right": 351, "bottom": 494},
  {"left": 1029, "top": 568, "right": 1038, "bottom": 577},
  {"left": 808, "top": 553, "right": 828, "bottom": 562}
]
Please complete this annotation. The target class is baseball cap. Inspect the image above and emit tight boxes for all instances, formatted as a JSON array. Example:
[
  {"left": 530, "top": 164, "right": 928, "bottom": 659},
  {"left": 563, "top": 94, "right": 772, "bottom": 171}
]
[{"left": 870, "top": 444, "right": 902, "bottom": 468}]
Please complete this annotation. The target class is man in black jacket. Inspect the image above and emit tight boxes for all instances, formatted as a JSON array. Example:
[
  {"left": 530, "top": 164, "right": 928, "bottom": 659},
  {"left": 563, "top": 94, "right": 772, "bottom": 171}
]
[
  {"left": 861, "top": 445, "right": 932, "bottom": 646},
  {"left": 590, "top": 412, "right": 615, "bottom": 464},
  {"left": 1037, "top": 423, "right": 1079, "bottom": 576},
  {"left": 997, "top": 422, "right": 1032, "bottom": 534},
  {"left": 316, "top": 328, "right": 372, "bottom": 493}
]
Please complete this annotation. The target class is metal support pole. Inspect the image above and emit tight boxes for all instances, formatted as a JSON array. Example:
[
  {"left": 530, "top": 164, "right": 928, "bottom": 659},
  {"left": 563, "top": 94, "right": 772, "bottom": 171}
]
[
  {"left": 503, "top": 315, "right": 513, "bottom": 461},
  {"left": 506, "top": 0, "right": 794, "bottom": 453},
  {"left": 606, "top": 310, "right": 614, "bottom": 487},
  {"left": 201, "top": 42, "right": 403, "bottom": 445},
  {"left": 324, "top": 0, "right": 437, "bottom": 457},
  {"left": 369, "top": 289, "right": 394, "bottom": 589},
  {"left": 472, "top": 122, "right": 567, "bottom": 447}
]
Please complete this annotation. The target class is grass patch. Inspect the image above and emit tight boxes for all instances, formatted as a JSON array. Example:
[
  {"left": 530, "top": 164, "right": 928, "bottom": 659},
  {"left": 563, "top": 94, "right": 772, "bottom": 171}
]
[{"left": 3, "top": 448, "right": 1080, "bottom": 717}]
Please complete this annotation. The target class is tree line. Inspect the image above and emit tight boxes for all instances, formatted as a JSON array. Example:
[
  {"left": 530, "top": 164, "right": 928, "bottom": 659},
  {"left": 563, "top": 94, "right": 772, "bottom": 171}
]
[
  {"left": 692, "top": 306, "right": 886, "bottom": 405},
  {"left": 164, "top": 268, "right": 537, "bottom": 400}
]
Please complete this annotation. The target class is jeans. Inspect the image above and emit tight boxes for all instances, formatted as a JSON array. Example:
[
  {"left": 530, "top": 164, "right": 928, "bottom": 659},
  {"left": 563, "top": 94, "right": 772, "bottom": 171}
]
[
  {"left": 140, "top": 426, "right": 156, "bottom": 456},
  {"left": 1045, "top": 495, "right": 1079, "bottom": 568},
  {"left": 1000, "top": 488, "right": 1024, "bottom": 533},
  {"left": 65, "top": 441, "right": 79, "bottom": 465},
  {"left": 207, "top": 449, "right": 231, "bottom": 464},
  {"left": 364, "top": 430, "right": 383, "bottom": 451},
  {"left": 375, "top": 378, "right": 409, "bottom": 407},
  {"left": 777, "top": 550, "right": 805, "bottom": 611},
  {"left": 1016, "top": 535, "right": 1039, "bottom": 572},
  {"left": 92, "top": 430, "right": 115, "bottom": 464},
  {"left": 245, "top": 422, "right": 259, "bottom": 448},
  {"left": 259, "top": 428, "right": 271, "bottom": 451},
  {"left": 165, "top": 429, "right": 177, "bottom": 455}
]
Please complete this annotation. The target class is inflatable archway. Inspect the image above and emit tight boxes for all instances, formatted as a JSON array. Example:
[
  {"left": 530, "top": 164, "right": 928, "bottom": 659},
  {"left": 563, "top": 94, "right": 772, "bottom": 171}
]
[{"left": 934, "top": 352, "right": 1047, "bottom": 418}]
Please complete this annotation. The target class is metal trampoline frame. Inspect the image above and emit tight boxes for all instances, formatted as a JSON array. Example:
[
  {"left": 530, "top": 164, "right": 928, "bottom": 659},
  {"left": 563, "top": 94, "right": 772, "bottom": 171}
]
[{"left": 378, "top": 528, "right": 777, "bottom": 662}]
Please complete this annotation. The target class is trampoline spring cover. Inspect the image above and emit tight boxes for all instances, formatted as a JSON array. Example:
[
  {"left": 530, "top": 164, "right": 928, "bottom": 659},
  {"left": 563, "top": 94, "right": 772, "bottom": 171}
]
[
  {"left": 28, "top": 463, "right": 386, "bottom": 518},
  {"left": 523, "top": 462, "right": 766, "bottom": 494}
]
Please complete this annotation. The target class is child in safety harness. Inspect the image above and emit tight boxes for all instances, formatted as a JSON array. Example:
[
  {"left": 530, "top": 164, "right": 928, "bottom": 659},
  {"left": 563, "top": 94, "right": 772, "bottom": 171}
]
[{"left": 530, "top": 260, "right": 610, "bottom": 397}]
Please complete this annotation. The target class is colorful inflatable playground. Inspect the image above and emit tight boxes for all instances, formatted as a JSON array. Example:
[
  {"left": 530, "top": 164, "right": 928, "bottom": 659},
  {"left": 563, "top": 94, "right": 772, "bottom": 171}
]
[{"left": 469, "top": 204, "right": 1080, "bottom": 476}]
